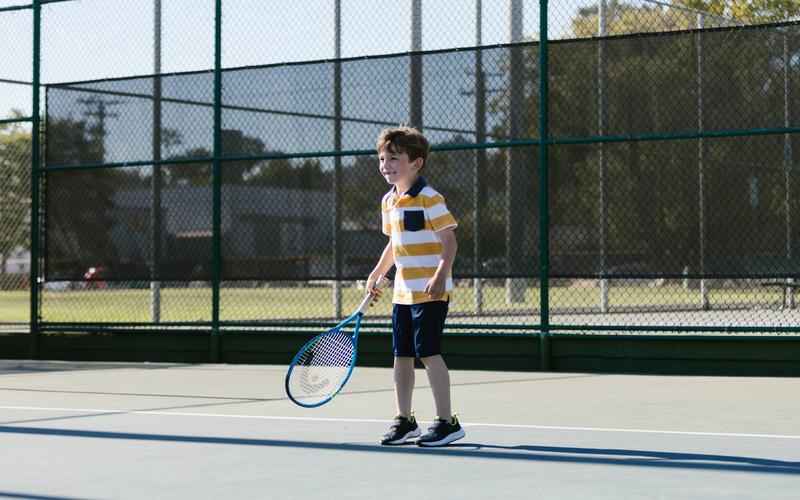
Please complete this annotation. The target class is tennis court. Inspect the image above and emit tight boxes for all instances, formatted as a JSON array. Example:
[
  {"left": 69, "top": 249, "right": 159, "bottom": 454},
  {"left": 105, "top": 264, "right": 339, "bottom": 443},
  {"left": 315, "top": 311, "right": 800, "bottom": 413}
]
[{"left": 0, "top": 360, "right": 797, "bottom": 499}]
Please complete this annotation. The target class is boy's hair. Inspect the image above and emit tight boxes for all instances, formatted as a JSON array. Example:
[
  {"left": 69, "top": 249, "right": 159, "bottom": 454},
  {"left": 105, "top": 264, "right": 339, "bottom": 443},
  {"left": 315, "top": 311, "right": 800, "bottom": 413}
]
[{"left": 376, "top": 126, "right": 430, "bottom": 169}]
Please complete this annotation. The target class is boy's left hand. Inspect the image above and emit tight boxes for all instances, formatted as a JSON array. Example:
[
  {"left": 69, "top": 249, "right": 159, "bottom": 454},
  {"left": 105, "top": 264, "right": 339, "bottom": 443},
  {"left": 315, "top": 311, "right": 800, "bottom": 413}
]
[{"left": 424, "top": 273, "right": 447, "bottom": 297}]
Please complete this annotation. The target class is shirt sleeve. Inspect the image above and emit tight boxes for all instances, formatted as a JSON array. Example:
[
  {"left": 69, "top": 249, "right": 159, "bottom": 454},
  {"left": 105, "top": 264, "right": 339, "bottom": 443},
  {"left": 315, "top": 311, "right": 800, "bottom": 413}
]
[
  {"left": 425, "top": 193, "right": 458, "bottom": 232},
  {"left": 381, "top": 196, "right": 391, "bottom": 236}
]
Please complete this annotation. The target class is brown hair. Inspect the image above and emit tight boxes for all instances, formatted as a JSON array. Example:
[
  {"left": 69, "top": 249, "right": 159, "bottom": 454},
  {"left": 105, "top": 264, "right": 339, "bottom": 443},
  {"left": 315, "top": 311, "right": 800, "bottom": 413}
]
[{"left": 376, "top": 126, "right": 430, "bottom": 169}]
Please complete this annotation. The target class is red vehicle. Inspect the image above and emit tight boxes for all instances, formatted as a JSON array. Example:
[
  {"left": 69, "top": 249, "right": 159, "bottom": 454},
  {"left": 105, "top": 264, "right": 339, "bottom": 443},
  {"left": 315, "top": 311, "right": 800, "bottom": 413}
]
[{"left": 83, "top": 266, "right": 108, "bottom": 289}]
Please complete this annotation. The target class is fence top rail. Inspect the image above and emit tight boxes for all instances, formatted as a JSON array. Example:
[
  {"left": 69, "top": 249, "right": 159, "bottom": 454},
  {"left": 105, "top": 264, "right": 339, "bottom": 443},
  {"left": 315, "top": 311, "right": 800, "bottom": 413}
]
[
  {"left": 45, "top": 40, "right": 528, "bottom": 90},
  {"left": 0, "top": 3, "right": 31, "bottom": 13},
  {"left": 0, "top": 0, "right": 76, "bottom": 13},
  {"left": 0, "top": 78, "right": 33, "bottom": 86}
]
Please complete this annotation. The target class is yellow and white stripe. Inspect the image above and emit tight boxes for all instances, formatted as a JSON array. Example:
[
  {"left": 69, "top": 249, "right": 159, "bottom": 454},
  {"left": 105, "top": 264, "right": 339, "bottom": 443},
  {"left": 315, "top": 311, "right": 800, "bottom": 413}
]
[{"left": 381, "top": 179, "right": 457, "bottom": 305}]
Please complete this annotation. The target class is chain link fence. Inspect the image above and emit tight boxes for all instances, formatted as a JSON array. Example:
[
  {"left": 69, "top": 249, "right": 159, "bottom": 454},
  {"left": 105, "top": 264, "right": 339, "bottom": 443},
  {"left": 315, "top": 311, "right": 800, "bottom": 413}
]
[
  {"left": 2, "top": 0, "right": 800, "bottom": 337},
  {"left": 0, "top": 119, "right": 31, "bottom": 333},
  {"left": 0, "top": 1, "right": 35, "bottom": 333}
]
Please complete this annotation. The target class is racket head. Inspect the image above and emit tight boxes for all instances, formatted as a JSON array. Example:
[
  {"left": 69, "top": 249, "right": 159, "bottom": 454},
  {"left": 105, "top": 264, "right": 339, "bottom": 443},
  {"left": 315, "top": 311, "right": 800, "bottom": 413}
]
[{"left": 285, "top": 315, "right": 362, "bottom": 408}]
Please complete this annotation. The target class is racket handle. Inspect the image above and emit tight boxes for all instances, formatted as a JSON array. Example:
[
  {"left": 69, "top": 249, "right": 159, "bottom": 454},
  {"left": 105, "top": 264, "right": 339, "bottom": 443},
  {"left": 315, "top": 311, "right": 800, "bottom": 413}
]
[
  {"left": 357, "top": 277, "right": 388, "bottom": 314},
  {"left": 356, "top": 292, "right": 373, "bottom": 315}
]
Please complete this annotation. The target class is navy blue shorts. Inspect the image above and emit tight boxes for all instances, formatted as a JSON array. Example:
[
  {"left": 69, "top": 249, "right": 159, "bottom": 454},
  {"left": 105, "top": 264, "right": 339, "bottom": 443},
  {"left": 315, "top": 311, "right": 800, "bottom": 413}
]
[{"left": 392, "top": 300, "right": 449, "bottom": 358}]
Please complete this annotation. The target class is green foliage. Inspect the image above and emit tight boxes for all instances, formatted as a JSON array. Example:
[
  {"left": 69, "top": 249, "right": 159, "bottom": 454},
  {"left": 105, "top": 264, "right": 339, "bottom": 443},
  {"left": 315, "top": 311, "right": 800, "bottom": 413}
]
[
  {"left": 245, "top": 157, "right": 330, "bottom": 190},
  {"left": 162, "top": 129, "right": 331, "bottom": 190},
  {"left": 541, "top": 4, "right": 800, "bottom": 268},
  {"left": 679, "top": 0, "right": 800, "bottom": 22},
  {"left": 0, "top": 114, "right": 31, "bottom": 278},
  {"left": 45, "top": 116, "right": 122, "bottom": 272},
  {"left": 572, "top": 1, "right": 800, "bottom": 38}
]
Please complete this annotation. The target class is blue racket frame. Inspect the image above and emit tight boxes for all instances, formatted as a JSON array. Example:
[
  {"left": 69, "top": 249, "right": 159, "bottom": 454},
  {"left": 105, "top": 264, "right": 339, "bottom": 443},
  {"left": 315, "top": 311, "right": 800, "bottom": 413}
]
[{"left": 285, "top": 291, "right": 373, "bottom": 408}]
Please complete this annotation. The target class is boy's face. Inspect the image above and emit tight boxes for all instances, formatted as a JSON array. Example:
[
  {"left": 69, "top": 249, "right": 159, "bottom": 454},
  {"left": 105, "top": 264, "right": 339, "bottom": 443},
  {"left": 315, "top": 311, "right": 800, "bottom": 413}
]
[{"left": 378, "top": 146, "right": 422, "bottom": 188}]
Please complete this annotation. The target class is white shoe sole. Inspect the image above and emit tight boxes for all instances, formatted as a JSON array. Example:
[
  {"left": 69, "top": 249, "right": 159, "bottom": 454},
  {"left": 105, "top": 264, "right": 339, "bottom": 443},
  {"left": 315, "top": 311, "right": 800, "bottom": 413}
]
[
  {"left": 417, "top": 428, "right": 466, "bottom": 447},
  {"left": 382, "top": 428, "right": 421, "bottom": 445}
]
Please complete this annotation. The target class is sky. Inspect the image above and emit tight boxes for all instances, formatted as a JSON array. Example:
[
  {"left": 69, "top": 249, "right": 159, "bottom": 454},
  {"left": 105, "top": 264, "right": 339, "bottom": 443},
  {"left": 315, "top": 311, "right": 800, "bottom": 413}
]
[{"left": 0, "top": 0, "right": 598, "bottom": 120}]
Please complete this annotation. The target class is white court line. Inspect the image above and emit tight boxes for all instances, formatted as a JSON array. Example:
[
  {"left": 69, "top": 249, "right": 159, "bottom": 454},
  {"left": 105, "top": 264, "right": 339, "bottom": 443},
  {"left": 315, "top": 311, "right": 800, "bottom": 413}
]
[{"left": 1, "top": 405, "right": 799, "bottom": 440}]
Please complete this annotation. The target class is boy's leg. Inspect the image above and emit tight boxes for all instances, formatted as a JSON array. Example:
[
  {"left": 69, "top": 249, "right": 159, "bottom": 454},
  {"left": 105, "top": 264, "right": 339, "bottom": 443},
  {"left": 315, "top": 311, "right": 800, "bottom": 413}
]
[
  {"left": 414, "top": 300, "right": 464, "bottom": 447},
  {"left": 381, "top": 304, "right": 420, "bottom": 445},
  {"left": 394, "top": 356, "right": 415, "bottom": 417},
  {"left": 417, "top": 353, "right": 464, "bottom": 446},
  {"left": 412, "top": 300, "right": 451, "bottom": 419},
  {"left": 420, "top": 354, "right": 450, "bottom": 419}
]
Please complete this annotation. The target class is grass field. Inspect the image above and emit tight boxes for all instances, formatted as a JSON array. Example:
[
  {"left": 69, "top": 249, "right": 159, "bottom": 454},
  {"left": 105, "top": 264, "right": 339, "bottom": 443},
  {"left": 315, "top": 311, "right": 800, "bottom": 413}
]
[{"left": 0, "top": 282, "right": 786, "bottom": 324}]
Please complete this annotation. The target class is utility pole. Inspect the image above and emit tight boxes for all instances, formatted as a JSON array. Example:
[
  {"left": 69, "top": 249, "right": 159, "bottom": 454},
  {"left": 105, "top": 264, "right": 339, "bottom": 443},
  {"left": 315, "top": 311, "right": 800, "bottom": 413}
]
[
  {"left": 151, "top": 0, "right": 163, "bottom": 323},
  {"left": 598, "top": 0, "right": 609, "bottom": 312},
  {"left": 78, "top": 96, "right": 121, "bottom": 160},
  {"left": 697, "top": 13, "right": 709, "bottom": 310},
  {"left": 473, "top": 0, "right": 485, "bottom": 315},
  {"left": 333, "top": 0, "right": 343, "bottom": 318},
  {"left": 506, "top": 0, "right": 526, "bottom": 304},
  {"left": 784, "top": 25, "right": 794, "bottom": 308},
  {"left": 410, "top": 0, "right": 423, "bottom": 129}
]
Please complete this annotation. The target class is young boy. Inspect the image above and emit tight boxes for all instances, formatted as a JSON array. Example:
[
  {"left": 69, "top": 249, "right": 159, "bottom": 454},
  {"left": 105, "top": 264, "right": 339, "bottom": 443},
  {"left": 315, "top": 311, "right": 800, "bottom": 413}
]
[{"left": 366, "top": 126, "right": 464, "bottom": 447}]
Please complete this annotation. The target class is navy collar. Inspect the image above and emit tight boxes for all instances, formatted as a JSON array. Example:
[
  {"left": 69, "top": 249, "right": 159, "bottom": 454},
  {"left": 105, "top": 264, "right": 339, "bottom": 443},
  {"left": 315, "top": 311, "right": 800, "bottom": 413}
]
[{"left": 392, "top": 176, "right": 427, "bottom": 198}]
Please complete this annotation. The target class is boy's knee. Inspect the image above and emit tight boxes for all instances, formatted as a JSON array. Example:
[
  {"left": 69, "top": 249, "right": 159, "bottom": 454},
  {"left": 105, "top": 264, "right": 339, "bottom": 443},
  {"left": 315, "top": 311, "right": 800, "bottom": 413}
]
[
  {"left": 394, "top": 356, "right": 415, "bottom": 367},
  {"left": 419, "top": 354, "right": 443, "bottom": 366}
]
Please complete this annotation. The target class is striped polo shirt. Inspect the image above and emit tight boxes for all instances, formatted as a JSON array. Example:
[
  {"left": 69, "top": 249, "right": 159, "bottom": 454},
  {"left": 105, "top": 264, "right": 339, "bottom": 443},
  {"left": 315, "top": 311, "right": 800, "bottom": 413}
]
[{"left": 381, "top": 176, "right": 458, "bottom": 305}]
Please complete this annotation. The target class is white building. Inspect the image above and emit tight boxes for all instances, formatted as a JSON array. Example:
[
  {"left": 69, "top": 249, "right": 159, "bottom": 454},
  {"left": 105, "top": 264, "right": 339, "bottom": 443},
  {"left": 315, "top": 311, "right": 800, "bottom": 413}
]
[{"left": 2, "top": 247, "right": 30, "bottom": 274}]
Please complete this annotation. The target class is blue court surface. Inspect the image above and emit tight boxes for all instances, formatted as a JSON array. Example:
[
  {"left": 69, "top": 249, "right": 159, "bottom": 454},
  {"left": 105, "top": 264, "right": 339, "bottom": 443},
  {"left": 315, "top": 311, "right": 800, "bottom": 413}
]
[{"left": 0, "top": 360, "right": 798, "bottom": 499}]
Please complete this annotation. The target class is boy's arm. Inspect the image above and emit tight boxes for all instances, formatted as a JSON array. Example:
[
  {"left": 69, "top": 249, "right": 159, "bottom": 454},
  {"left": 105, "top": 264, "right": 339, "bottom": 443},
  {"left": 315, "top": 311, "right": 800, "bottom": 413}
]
[
  {"left": 367, "top": 239, "right": 394, "bottom": 298},
  {"left": 425, "top": 228, "right": 457, "bottom": 296}
]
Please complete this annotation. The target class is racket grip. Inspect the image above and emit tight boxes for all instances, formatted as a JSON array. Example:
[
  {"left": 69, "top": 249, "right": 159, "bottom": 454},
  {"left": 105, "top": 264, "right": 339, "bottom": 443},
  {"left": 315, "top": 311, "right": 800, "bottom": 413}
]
[{"left": 357, "top": 277, "right": 388, "bottom": 314}]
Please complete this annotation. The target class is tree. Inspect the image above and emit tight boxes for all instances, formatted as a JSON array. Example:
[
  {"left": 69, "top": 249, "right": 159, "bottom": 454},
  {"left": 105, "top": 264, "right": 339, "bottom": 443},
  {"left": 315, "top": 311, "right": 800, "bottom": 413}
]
[
  {"left": 342, "top": 154, "right": 384, "bottom": 231},
  {"left": 0, "top": 111, "right": 31, "bottom": 280},
  {"left": 680, "top": 0, "right": 800, "bottom": 22},
  {"left": 572, "top": 1, "right": 800, "bottom": 38},
  {"left": 162, "top": 127, "right": 330, "bottom": 191},
  {"left": 547, "top": 2, "right": 800, "bottom": 275},
  {"left": 45, "top": 115, "right": 124, "bottom": 279},
  {"left": 246, "top": 156, "right": 330, "bottom": 190},
  {"left": 161, "top": 129, "right": 268, "bottom": 186},
  {"left": 159, "top": 128, "right": 333, "bottom": 189},
  {"left": 572, "top": 1, "right": 696, "bottom": 38}
]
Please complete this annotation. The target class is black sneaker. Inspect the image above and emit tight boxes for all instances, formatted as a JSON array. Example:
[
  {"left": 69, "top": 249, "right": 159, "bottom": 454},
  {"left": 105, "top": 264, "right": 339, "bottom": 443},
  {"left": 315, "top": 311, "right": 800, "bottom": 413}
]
[
  {"left": 380, "top": 415, "right": 421, "bottom": 445},
  {"left": 417, "top": 416, "right": 466, "bottom": 447}
]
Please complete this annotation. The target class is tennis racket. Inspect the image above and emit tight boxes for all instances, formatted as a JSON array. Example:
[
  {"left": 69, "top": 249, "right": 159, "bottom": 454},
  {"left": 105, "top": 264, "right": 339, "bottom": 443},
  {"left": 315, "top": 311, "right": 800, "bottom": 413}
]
[{"left": 285, "top": 280, "right": 386, "bottom": 408}]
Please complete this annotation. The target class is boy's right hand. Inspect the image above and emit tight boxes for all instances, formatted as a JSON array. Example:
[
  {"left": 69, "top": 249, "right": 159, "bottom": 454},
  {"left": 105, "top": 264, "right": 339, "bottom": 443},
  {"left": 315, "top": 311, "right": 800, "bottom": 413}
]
[{"left": 365, "top": 274, "right": 385, "bottom": 306}]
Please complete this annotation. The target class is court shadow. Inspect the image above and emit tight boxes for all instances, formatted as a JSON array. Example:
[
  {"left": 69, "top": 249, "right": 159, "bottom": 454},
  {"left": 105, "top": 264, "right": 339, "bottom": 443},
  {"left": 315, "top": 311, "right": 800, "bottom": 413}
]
[
  {"left": 0, "top": 360, "right": 180, "bottom": 376},
  {"left": 0, "top": 425, "right": 797, "bottom": 475},
  {"left": 0, "top": 491, "right": 89, "bottom": 500},
  {"left": 449, "top": 442, "right": 800, "bottom": 472}
]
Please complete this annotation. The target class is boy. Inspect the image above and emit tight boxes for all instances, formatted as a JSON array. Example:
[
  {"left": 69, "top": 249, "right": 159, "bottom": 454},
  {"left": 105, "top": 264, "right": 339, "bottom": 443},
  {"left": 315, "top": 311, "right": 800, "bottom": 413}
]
[{"left": 366, "top": 126, "right": 465, "bottom": 447}]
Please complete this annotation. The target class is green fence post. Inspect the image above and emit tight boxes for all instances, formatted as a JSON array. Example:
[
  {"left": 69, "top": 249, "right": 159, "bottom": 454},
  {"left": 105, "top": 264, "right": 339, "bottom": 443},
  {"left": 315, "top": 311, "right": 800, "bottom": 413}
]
[
  {"left": 29, "top": 0, "right": 42, "bottom": 358},
  {"left": 538, "top": 0, "right": 551, "bottom": 371},
  {"left": 210, "top": 0, "right": 223, "bottom": 362}
]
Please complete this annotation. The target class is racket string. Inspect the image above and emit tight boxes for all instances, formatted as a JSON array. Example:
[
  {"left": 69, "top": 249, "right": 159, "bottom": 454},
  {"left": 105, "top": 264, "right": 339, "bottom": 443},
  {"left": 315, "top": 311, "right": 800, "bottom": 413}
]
[
  {"left": 296, "top": 330, "right": 353, "bottom": 367},
  {"left": 289, "top": 328, "right": 355, "bottom": 403}
]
